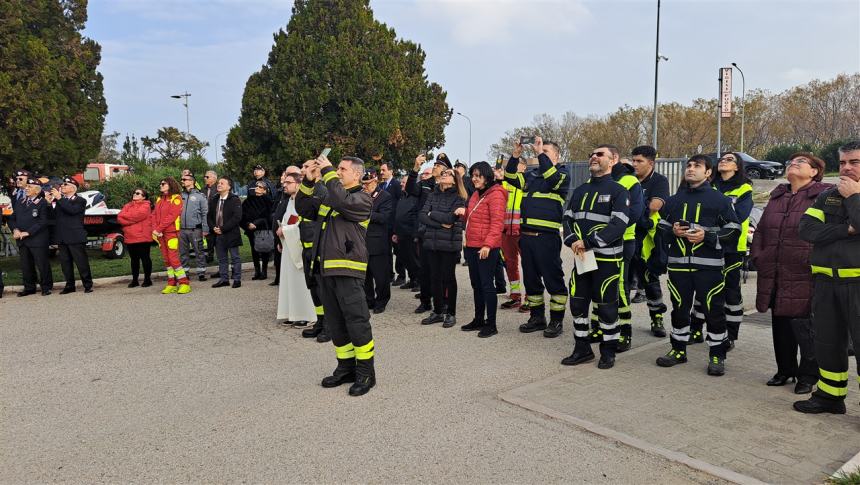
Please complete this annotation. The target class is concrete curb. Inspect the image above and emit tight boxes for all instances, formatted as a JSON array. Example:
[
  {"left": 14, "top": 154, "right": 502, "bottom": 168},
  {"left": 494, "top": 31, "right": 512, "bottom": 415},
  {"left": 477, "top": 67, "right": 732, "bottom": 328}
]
[
  {"left": 498, "top": 339, "right": 768, "bottom": 485},
  {"left": 835, "top": 451, "right": 860, "bottom": 478}
]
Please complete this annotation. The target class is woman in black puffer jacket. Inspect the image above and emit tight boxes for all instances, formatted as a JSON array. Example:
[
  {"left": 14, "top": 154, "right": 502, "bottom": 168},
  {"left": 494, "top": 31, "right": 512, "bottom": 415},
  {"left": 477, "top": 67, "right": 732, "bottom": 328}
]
[
  {"left": 417, "top": 167, "right": 467, "bottom": 328},
  {"left": 241, "top": 182, "right": 274, "bottom": 280}
]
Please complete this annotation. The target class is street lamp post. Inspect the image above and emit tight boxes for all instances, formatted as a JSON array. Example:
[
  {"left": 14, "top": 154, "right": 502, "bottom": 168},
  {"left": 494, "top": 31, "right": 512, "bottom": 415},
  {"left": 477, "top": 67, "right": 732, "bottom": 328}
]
[
  {"left": 213, "top": 131, "right": 228, "bottom": 164},
  {"left": 651, "top": 0, "right": 666, "bottom": 150},
  {"left": 731, "top": 62, "right": 746, "bottom": 152},
  {"left": 171, "top": 92, "right": 191, "bottom": 134},
  {"left": 456, "top": 111, "right": 472, "bottom": 166}
]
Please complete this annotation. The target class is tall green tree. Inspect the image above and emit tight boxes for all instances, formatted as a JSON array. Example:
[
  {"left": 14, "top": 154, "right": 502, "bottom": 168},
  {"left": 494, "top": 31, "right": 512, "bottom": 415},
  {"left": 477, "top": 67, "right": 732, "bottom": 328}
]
[
  {"left": 0, "top": 0, "right": 107, "bottom": 175},
  {"left": 224, "top": 0, "right": 451, "bottom": 176}
]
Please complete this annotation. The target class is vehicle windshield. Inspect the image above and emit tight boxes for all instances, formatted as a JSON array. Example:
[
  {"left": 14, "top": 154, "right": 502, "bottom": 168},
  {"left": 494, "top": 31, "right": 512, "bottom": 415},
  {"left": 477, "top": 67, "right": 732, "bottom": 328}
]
[{"left": 738, "top": 152, "right": 758, "bottom": 163}]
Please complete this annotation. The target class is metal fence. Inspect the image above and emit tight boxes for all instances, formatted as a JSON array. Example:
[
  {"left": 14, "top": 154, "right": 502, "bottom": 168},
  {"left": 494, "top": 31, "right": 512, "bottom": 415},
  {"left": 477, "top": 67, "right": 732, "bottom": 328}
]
[{"left": 560, "top": 158, "right": 687, "bottom": 201}]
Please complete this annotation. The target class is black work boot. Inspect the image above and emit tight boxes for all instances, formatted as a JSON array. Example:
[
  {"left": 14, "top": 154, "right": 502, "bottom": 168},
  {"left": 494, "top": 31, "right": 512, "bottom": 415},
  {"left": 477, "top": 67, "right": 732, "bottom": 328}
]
[
  {"left": 650, "top": 315, "right": 667, "bottom": 337},
  {"left": 598, "top": 341, "right": 617, "bottom": 369},
  {"left": 707, "top": 354, "right": 726, "bottom": 376},
  {"left": 561, "top": 342, "right": 595, "bottom": 366},
  {"left": 461, "top": 318, "right": 484, "bottom": 331},
  {"left": 543, "top": 319, "right": 563, "bottom": 338},
  {"left": 519, "top": 314, "right": 547, "bottom": 333},
  {"left": 477, "top": 322, "right": 498, "bottom": 338},
  {"left": 321, "top": 358, "right": 356, "bottom": 388},
  {"left": 617, "top": 326, "right": 632, "bottom": 353},
  {"left": 317, "top": 328, "right": 331, "bottom": 343},
  {"left": 302, "top": 317, "right": 324, "bottom": 338},
  {"left": 656, "top": 348, "right": 688, "bottom": 367},
  {"left": 793, "top": 394, "right": 846, "bottom": 414},
  {"left": 349, "top": 357, "right": 376, "bottom": 396}
]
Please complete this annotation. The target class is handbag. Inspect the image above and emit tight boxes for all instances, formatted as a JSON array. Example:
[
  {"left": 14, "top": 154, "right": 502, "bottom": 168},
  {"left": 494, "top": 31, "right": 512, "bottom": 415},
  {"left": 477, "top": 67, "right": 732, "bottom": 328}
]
[{"left": 253, "top": 229, "right": 275, "bottom": 253}]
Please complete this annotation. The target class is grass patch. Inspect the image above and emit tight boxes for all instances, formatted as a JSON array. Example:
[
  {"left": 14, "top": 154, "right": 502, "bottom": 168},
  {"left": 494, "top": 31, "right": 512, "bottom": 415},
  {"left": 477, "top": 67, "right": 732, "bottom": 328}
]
[
  {"left": 1, "top": 235, "right": 255, "bottom": 286},
  {"left": 827, "top": 467, "right": 860, "bottom": 485}
]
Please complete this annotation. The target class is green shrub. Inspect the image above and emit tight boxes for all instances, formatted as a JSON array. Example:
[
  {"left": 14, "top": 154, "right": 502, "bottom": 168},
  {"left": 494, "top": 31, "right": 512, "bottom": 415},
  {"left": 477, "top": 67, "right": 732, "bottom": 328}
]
[
  {"left": 90, "top": 166, "right": 182, "bottom": 209},
  {"left": 764, "top": 143, "right": 815, "bottom": 164}
]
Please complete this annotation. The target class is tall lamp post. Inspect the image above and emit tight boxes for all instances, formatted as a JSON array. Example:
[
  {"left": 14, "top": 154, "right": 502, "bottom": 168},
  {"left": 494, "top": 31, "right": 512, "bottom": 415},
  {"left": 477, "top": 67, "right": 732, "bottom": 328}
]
[
  {"left": 171, "top": 92, "right": 191, "bottom": 134},
  {"left": 651, "top": 0, "right": 668, "bottom": 150},
  {"left": 456, "top": 111, "right": 472, "bottom": 166},
  {"left": 731, "top": 62, "right": 746, "bottom": 152},
  {"left": 213, "top": 131, "right": 228, "bottom": 164}
]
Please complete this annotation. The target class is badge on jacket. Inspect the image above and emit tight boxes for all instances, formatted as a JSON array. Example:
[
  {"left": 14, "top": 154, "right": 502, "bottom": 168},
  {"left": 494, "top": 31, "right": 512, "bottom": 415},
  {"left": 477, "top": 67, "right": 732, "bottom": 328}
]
[
  {"left": 598, "top": 194, "right": 611, "bottom": 203},
  {"left": 32, "top": 209, "right": 38, "bottom": 217}
]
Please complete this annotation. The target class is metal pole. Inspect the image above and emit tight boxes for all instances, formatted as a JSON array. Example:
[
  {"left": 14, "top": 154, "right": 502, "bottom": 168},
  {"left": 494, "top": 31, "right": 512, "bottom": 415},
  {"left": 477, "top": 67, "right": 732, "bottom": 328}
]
[
  {"left": 732, "top": 62, "right": 745, "bottom": 152},
  {"left": 716, "top": 70, "right": 722, "bottom": 156},
  {"left": 185, "top": 93, "right": 190, "bottom": 135},
  {"left": 652, "top": 0, "right": 661, "bottom": 149},
  {"left": 214, "top": 131, "right": 228, "bottom": 164},
  {"left": 456, "top": 112, "right": 472, "bottom": 165}
]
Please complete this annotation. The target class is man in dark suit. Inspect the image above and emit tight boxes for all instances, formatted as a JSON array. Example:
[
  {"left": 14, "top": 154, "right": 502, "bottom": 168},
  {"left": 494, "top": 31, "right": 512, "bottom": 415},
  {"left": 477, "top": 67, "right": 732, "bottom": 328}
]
[
  {"left": 10, "top": 176, "right": 53, "bottom": 296},
  {"left": 208, "top": 176, "right": 243, "bottom": 288},
  {"left": 362, "top": 170, "right": 394, "bottom": 313},
  {"left": 202, "top": 170, "right": 219, "bottom": 263},
  {"left": 51, "top": 176, "right": 93, "bottom": 293},
  {"left": 378, "top": 161, "right": 404, "bottom": 285}
]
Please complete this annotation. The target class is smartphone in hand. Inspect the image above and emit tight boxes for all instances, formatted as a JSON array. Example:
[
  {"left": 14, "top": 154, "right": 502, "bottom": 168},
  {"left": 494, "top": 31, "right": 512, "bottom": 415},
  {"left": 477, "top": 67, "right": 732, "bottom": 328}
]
[
  {"left": 319, "top": 147, "right": 331, "bottom": 158},
  {"left": 520, "top": 136, "right": 536, "bottom": 145}
]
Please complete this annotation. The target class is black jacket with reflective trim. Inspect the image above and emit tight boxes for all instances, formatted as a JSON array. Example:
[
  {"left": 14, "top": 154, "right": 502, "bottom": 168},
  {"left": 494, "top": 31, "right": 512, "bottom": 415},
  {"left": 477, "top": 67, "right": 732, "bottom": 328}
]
[
  {"left": 658, "top": 181, "right": 740, "bottom": 270},
  {"left": 798, "top": 188, "right": 860, "bottom": 279},
  {"left": 504, "top": 154, "right": 569, "bottom": 234},
  {"left": 562, "top": 174, "right": 629, "bottom": 259}
]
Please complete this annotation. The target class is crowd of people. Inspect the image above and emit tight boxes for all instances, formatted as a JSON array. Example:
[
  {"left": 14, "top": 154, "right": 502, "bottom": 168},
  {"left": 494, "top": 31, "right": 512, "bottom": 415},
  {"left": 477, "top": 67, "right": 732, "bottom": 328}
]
[{"left": 3, "top": 140, "right": 859, "bottom": 409}]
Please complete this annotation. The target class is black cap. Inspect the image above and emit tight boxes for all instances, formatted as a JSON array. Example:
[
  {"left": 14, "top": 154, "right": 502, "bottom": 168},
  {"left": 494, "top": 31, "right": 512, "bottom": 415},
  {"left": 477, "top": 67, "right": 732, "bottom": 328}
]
[
  {"left": 62, "top": 176, "right": 78, "bottom": 187},
  {"left": 434, "top": 153, "right": 452, "bottom": 169},
  {"left": 26, "top": 176, "right": 40, "bottom": 185},
  {"left": 253, "top": 164, "right": 265, "bottom": 171},
  {"left": 361, "top": 170, "right": 378, "bottom": 182},
  {"left": 14, "top": 169, "right": 31, "bottom": 177}
]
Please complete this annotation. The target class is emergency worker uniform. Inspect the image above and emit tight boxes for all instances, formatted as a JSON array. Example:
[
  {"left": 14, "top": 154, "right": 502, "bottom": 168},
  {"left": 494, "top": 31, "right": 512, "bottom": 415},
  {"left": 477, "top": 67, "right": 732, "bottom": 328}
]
[
  {"left": 794, "top": 187, "right": 860, "bottom": 413},
  {"left": 500, "top": 179, "right": 524, "bottom": 307},
  {"left": 632, "top": 169, "right": 670, "bottom": 335},
  {"left": 562, "top": 174, "right": 630, "bottom": 367},
  {"left": 296, "top": 182, "right": 328, "bottom": 340},
  {"left": 655, "top": 181, "right": 740, "bottom": 375},
  {"left": 154, "top": 193, "right": 189, "bottom": 294},
  {"left": 504, "top": 153, "right": 569, "bottom": 336},
  {"left": 295, "top": 165, "right": 375, "bottom": 396}
]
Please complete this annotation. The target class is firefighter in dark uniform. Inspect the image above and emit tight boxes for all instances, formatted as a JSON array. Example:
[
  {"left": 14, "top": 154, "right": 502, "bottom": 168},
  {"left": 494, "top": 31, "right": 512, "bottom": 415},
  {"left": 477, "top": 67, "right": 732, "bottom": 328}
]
[
  {"left": 690, "top": 152, "right": 753, "bottom": 349},
  {"left": 506, "top": 136, "right": 569, "bottom": 337},
  {"left": 654, "top": 155, "right": 740, "bottom": 376},
  {"left": 562, "top": 150, "right": 630, "bottom": 369},
  {"left": 630, "top": 145, "right": 670, "bottom": 337},
  {"left": 297, "top": 159, "right": 330, "bottom": 342},
  {"left": 296, "top": 154, "right": 375, "bottom": 396},
  {"left": 793, "top": 141, "right": 860, "bottom": 414},
  {"left": 51, "top": 176, "right": 93, "bottom": 293},
  {"left": 362, "top": 169, "right": 394, "bottom": 314},
  {"left": 10, "top": 176, "right": 53, "bottom": 296}
]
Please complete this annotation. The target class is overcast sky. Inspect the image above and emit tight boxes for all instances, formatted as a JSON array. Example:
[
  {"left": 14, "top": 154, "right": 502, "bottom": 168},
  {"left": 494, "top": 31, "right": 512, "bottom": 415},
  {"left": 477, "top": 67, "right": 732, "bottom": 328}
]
[{"left": 86, "top": 0, "right": 860, "bottom": 165}]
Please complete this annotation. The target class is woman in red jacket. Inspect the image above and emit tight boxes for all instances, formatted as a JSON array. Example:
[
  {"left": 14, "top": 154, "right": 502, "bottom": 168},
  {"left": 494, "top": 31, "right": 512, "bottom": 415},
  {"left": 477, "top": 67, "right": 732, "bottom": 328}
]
[
  {"left": 152, "top": 177, "right": 189, "bottom": 294},
  {"left": 751, "top": 152, "right": 830, "bottom": 394},
  {"left": 458, "top": 161, "right": 508, "bottom": 337},
  {"left": 118, "top": 188, "right": 154, "bottom": 287}
]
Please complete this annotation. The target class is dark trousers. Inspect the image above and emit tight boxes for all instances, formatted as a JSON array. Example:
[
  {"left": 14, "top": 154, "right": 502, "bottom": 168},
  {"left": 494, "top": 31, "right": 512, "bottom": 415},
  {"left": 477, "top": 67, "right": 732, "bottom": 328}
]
[
  {"left": 519, "top": 232, "right": 566, "bottom": 320},
  {"left": 692, "top": 252, "right": 744, "bottom": 340},
  {"left": 772, "top": 315, "right": 817, "bottom": 385},
  {"left": 631, "top": 252, "right": 666, "bottom": 320},
  {"left": 465, "top": 247, "right": 500, "bottom": 327},
  {"left": 58, "top": 242, "right": 92, "bottom": 290},
  {"left": 494, "top": 255, "right": 506, "bottom": 292},
  {"left": 127, "top": 242, "right": 153, "bottom": 282},
  {"left": 273, "top": 248, "right": 282, "bottom": 282},
  {"left": 365, "top": 252, "right": 392, "bottom": 308},
  {"left": 246, "top": 231, "right": 270, "bottom": 275},
  {"left": 570, "top": 260, "right": 621, "bottom": 354},
  {"left": 215, "top": 238, "right": 242, "bottom": 282},
  {"left": 302, "top": 249, "right": 325, "bottom": 326},
  {"left": 418, "top": 238, "right": 431, "bottom": 305},
  {"left": 617, "top": 240, "right": 635, "bottom": 336},
  {"left": 667, "top": 268, "right": 727, "bottom": 357},
  {"left": 395, "top": 235, "right": 419, "bottom": 282},
  {"left": 319, "top": 275, "right": 374, "bottom": 377},
  {"left": 810, "top": 277, "right": 860, "bottom": 402},
  {"left": 18, "top": 244, "right": 52, "bottom": 292},
  {"left": 205, "top": 232, "right": 215, "bottom": 262},
  {"left": 428, "top": 249, "right": 458, "bottom": 315},
  {"left": 393, "top": 240, "right": 405, "bottom": 278}
]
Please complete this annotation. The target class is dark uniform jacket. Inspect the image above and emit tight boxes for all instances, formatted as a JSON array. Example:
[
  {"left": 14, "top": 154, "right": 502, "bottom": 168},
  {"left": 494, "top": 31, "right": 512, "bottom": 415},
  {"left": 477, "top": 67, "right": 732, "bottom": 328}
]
[
  {"left": 635, "top": 169, "right": 670, "bottom": 239},
  {"left": 563, "top": 174, "right": 630, "bottom": 260},
  {"left": 798, "top": 188, "right": 860, "bottom": 280},
  {"left": 207, "top": 194, "right": 243, "bottom": 248},
  {"left": 611, "top": 162, "right": 645, "bottom": 241},
  {"left": 417, "top": 185, "right": 465, "bottom": 253},
  {"left": 366, "top": 188, "right": 393, "bottom": 256},
  {"left": 405, "top": 170, "right": 435, "bottom": 231},
  {"left": 295, "top": 166, "right": 372, "bottom": 279},
  {"left": 9, "top": 196, "right": 50, "bottom": 248},
  {"left": 394, "top": 192, "right": 420, "bottom": 238},
  {"left": 657, "top": 181, "right": 740, "bottom": 271},
  {"left": 54, "top": 195, "right": 88, "bottom": 245},
  {"left": 504, "top": 153, "right": 569, "bottom": 234}
]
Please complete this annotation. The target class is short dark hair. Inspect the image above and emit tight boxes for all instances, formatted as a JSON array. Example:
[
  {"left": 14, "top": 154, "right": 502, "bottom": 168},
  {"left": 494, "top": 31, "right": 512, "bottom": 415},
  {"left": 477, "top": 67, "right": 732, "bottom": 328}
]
[
  {"left": 788, "top": 152, "right": 825, "bottom": 182},
  {"left": 544, "top": 141, "right": 561, "bottom": 154},
  {"left": 380, "top": 161, "right": 394, "bottom": 172},
  {"left": 596, "top": 144, "right": 619, "bottom": 158},
  {"left": 469, "top": 161, "right": 495, "bottom": 188},
  {"left": 219, "top": 176, "right": 234, "bottom": 189},
  {"left": 838, "top": 140, "right": 860, "bottom": 154},
  {"left": 631, "top": 145, "right": 657, "bottom": 162},
  {"left": 285, "top": 173, "right": 301, "bottom": 184},
  {"left": 688, "top": 154, "right": 713, "bottom": 171},
  {"left": 341, "top": 156, "right": 365, "bottom": 174}
]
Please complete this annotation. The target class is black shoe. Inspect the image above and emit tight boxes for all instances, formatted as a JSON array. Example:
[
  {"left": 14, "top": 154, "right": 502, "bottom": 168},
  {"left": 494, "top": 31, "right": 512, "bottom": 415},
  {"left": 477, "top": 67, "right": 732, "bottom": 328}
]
[
  {"left": 373, "top": 305, "right": 386, "bottom": 314},
  {"left": 477, "top": 326, "right": 498, "bottom": 338},
  {"left": 631, "top": 292, "right": 646, "bottom": 304},
  {"left": 302, "top": 326, "right": 323, "bottom": 338},
  {"left": 212, "top": 280, "right": 229, "bottom": 288},
  {"left": 17, "top": 290, "right": 36, "bottom": 297},
  {"left": 725, "top": 339, "right": 735, "bottom": 352},
  {"left": 650, "top": 316, "right": 667, "bottom": 337},
  {"left": 414, "top": 292, "right": 422, "bottom": 299},
  {"left": 84, "top": 287, "right": 93, "bottom": 293},
  {"left": 141, "top": 279, "right": 153, "bottom": 288},
  {"left": 198, "top": 274, "right": 208, "bottom": 282},
  {"left": 421, "top": 312, "right": 444, "bottom": 325},
  {"left": 60, "top": 287, "right": 75, "bottom": 295},
  {"left": 597, "top": 354, "right": 615, "bottom": 369},
  {"left": 41, "top": 289, "right": 52, "bottom": 296},
  {"left": 689, "top": 330, "right": 704, "bottom": 344},
  {"left": 519, "top": 315, "right": 547, "bottom": 333},
  {"left": 617, "top": 335, "right": 632, "bottom": 353},
  {"left": 766, "top": 374, "right": 794, "bottom": 386},
  {"left": 232, "top": 280, "right": 241, "bottom": 288},
  {"left": 707, "top": 355, "right": 725, "bottom": 376},
  {"left": 461, "top": 319, "right": 484, "bottom": 331},
  {"left": 321, "top": 371, "right": 356, "bottom": 388},
  {"left": 794, "top": 381, "right": 814, "bottom": 394},
  {"left": 292, "top": 321, "right": 310, "bottom": 328},
  {"left": 411, "top": 285, "right": 421, "bottom": 292},
  {"left": 268, "top": 280, "right": 279, "bottom": 286},
  {"left": 251, "top": 272, "right": 263, "bottom": 281},
  {"left": 349, "top": 375, "right": 376, "bottom": 396},
  {"left": 414, "top": 303, "right": 431, "bottom": 314},
  {"left": 399, "top": 280, "right": 414, "bottom": 290},
  {"left": 656, "top": 349, "right": 687, "bottom": 367},
  {"left": 561, "top": 347, "right": 595, "bottom": 366},
  {"left": 260, "top": 272, "right": 268, "bottom": 280},
  {"left": 316, "top": 331, "right": 331, "bottom": 343},
  {"left": 543, "top": 319, "right": 563, "bottom": 338},
  {"left": 500, "top": 298, "right": 522, "bottom": 310},
  {"left": 392, "top": 276, "right": 406, "bottom": 287},
  {"left": 442, "top": 314, "right": 456, "bottom": 328},
  {"left": 793, "top": 395, "right": 846, "bottom": 414},
  {"left": 128, "top": 280, "right": 140, "bottom": 288}
]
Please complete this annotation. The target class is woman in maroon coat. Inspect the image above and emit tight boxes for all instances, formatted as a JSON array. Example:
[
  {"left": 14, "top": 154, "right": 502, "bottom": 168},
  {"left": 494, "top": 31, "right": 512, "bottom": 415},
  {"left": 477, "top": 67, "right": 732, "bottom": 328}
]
[
  {"left": 458, "top": 162, "right": 508, "bottom": 337},
  {"left": 751, "top": 152, "right": 830, "bottom": 394}
]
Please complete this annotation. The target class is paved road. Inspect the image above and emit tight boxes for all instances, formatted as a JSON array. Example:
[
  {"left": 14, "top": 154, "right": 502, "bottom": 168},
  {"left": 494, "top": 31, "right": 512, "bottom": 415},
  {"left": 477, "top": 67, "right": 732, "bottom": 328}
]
[{"left": 2, "top": 258, "right": 725, "bottom": 484}]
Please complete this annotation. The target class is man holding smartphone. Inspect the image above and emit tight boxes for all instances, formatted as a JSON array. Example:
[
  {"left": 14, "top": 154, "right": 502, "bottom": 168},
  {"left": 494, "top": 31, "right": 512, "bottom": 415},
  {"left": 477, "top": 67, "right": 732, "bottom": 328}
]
[{"left": 654, "top": 155, "right": 740, "bottom": 376}]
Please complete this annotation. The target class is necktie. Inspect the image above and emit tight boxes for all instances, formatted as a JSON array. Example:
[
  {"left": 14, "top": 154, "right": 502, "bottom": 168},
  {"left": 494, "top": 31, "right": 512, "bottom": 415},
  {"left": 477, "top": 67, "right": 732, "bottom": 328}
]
[{"left": 216, "top": 199, "right": 224, "bottom": 227}]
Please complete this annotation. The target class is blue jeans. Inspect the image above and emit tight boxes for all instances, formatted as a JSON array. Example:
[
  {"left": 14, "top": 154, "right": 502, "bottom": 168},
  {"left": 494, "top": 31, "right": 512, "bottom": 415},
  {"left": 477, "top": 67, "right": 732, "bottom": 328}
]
[
  {"left": 216, "top": 238, "right": 241, "bottom": 282},
  {"left": 465, "top": 247, "right": 500, "bottom": 326}
]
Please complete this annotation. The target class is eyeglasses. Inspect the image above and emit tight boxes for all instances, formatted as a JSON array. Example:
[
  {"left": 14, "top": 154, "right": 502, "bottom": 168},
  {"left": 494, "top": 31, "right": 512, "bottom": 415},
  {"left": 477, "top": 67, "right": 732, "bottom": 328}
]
[
  {"left": 441, "top": 170, "right": 455, "bottom": 176},
  {"left": 719, "top": 156, "right": 737, "bottom": 162},
  {"left": 589, "top": 151, "right": 606, "bottom": 158},
  {"left": 787, "top": 159, "right": 811, "bottom": 167}
]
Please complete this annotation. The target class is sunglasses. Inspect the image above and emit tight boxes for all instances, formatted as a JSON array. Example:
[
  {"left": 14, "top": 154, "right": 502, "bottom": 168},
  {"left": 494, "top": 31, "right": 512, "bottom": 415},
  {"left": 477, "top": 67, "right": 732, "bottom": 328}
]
[
  {"left": 181, "top": 178, "right": 192, "bottom": 181},
  {"left": 160, "top": 182, "right": 168, "bottom": 186},
  {"left": 589, "top": 151, "right": 606, "bottom": 158},
  {"left": 133, "top": 191, "right": 144, "bottom": 195}
]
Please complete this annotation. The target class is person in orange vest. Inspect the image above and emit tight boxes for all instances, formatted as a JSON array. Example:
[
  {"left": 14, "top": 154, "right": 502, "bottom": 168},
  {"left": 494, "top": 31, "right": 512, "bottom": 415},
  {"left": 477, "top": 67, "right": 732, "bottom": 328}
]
[{"left": 153, "top": 177, "right": 190, "bottom": 294}]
